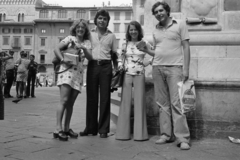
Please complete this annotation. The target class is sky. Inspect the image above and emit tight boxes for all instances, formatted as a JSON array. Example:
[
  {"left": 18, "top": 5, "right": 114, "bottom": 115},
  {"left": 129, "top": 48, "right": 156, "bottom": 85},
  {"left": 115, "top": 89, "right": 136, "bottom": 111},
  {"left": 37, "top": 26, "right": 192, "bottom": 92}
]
[{"left": 42, "top": 0, "right": 132, "bottom": 7}]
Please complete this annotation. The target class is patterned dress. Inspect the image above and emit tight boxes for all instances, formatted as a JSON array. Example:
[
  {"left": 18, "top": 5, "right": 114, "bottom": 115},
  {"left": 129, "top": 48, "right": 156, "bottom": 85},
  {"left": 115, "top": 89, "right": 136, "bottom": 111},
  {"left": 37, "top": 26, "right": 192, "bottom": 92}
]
[
  {"left": 57, "top": 36, "right": 91, "bottom": 92},
  {"left": 16, "top": 58, "right": 30, "bottom": 82}
]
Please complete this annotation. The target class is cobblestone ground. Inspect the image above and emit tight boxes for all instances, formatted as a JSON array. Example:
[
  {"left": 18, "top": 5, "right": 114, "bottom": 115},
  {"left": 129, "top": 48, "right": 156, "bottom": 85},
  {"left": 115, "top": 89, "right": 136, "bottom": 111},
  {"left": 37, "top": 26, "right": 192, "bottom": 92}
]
[{"left": 0, "top": 86, "right": 240, "bottom": 160}]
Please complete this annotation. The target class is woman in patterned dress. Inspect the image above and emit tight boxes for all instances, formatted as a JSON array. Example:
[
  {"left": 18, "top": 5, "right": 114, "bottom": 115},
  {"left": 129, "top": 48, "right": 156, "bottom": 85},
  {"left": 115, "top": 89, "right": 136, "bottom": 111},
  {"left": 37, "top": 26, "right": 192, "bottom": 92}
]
[
  {"left": 53, "top": 19, "right": 92, "bottom": 141},
  {"left": 15, "top": 51, "right": 30, "bottom": 99},
  {"left": 116, "top": 21, "right": 153, "bottom": 141}
]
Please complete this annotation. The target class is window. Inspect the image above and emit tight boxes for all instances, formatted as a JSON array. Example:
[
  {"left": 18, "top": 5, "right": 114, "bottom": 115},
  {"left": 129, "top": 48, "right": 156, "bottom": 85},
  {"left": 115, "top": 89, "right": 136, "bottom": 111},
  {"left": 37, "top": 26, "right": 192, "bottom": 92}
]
[
  {"left": 125, "top": 12, "right": 132, "bottom": 20},
  {"left": 114, "top": 23, "right": 120, "bottom": 33},
  {"left": 77, "top": 10, "right": 86, "bottom": 19},
  {"left": 18, "top": 13, "right": 24, "bottom": 22},
  {"left": 58, "top": 10, "right": 67, "bottom": 18},
  {"left": 140, "top": 15, "right": 144, "bottom": 25},
  {"left": 0, "top": 13, "right": 6, "bottom": 22},
  {"left": 140, "top": 0, "right": 145, "bottom": 7},
  {"left": 40, "top": 55, "right": 45, "bottom": 63},
  {"left": 125, "top": 23, "right": 129, "bottom": 32},
  {"left": 2, "top": 37, "right": 9, "bottom": 45},
  {"left": 13, "top": 37, "right": 20, "bottom": 47},
  {"left": 13, "top": 28, "right": 21, "bottom": 33},
  {"left": 25, "top": 37, "right": 31, "bottom": 45},
  {"left": 90, "top": 10, "right": 97, "bottom": 20},
  {"left": 41, "top": 29, "right": 46, "bottom": 33},
  {"left": 114, "top": 12, "right": 120, "bottom": 20},
  {"left": 39, "top": 10, "right": 48, "bottom": 18},
  {"left": 2, "top": 28, "right": 10, "bottom": 34},
  {"left": 40, "top": 38, "right": 46, "bottom": 46},
  {"left": 59, "top": 29, "right": 65, "bottom": 34},
  {"left": 24, "top": 28, "right": 33, "bottom": 33},
  {"left": 25, "top": 51, "right": 30, "bottom": 59}
]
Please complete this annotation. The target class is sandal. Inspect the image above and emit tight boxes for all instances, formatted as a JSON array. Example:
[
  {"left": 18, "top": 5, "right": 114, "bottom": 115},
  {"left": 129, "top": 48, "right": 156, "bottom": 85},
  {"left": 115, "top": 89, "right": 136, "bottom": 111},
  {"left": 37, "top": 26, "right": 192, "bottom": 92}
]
[
  {"left": 65, "top": 129, "right": 78, "bottom": 138},
  {"left": 53, "top": 130, "right": 68, "bottom": 141}
]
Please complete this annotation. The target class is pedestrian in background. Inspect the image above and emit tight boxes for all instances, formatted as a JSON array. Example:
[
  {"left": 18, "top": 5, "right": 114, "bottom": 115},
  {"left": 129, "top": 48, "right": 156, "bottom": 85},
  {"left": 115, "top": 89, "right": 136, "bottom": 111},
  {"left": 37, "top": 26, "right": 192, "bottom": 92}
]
[
  {"left": 141, "top": 1, "right": 191, "bottom": 150},
  {"left": 80, "top": 9, "right": 118, "bottom": 138},
  {"left": 14, "top": 51, "right": 30, "bottom": 99},
  {"left": 0, "top": 51, "right": 14, "bottom": 101},
  {"left": 116, "top": 21, "right": 152, "bottom": 141},
  {"left": 53, "top": 19, "right": 92, "bottom": 141},
  {"left": 36, "top": 71, "right": 42, "bottom": 87},
  {"left": 4, "top": 50, "right": 15, "bottom": 98},
  {"left": 26, "top": 54, "right": 38, "bottom": 98}
]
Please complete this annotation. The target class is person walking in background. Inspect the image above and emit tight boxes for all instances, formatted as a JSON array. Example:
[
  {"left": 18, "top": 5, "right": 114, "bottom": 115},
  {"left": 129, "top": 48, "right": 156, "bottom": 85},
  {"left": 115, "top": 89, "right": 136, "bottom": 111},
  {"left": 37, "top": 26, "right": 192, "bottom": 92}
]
[
  {"left": 4, "top": 50, "right": 15, "bottom": 98},
  {"left": 45, "top": 75, "right": 48, "bottom": 87},
  {"left": 140, "top": 1, "right": 191, "bottom": 150},
  {"left": 116, "top": 21, "right": 152, "bottom": 141},
  {"left": 53, "top": 19, "right": 92, "bottom": 141},
  {"left": 80, "top": 9, "right": 118, "bottom": 138},
  {"left": 26, "top": 54, "right": 38, "bottom": 98},
  {"left": 36, "top": 71, "right": 42, "bottom": 87},
  {"left": 14, "top": 51, "right": 30, "bottom": 100}
]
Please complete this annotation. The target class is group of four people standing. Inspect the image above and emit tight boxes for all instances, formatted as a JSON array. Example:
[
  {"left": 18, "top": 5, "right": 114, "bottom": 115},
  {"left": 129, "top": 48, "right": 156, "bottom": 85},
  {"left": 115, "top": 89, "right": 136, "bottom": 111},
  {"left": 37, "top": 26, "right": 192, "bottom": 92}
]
[{"left": 53, "top": 1, "right": 191, "bottom": 150}]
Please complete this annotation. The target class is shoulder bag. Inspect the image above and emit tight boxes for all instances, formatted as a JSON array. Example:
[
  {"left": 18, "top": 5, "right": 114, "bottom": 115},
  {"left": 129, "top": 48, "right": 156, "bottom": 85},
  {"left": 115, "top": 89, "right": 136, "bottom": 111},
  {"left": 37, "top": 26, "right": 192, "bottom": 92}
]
[
  {"left": 52, "top": 41, "right": 79, "bottom": 74},
  {"left": 111, "top": 41, "right": 128, "bottom": 90}
]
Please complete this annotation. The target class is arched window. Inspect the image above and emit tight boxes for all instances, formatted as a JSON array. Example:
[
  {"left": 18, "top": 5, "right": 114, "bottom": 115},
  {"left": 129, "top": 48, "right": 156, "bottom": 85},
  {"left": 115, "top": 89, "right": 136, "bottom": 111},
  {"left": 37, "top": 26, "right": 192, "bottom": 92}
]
[
  {"left": 18, "top": 13, "right": 24, "bottom": 22},
  {"left": 39, "top": 10, "right": 48, "bottom": 18},
  {"left": 3, "top": 13, "right": 5, "bottom": 21},
  {"left": 58, "top": 10, "right": 67, "bottom": 18},
  {"left": 22, "top": 13, "right": 24, "bottom": 22},
  {"left": 0, "top": 13, "right": 6, "bottom": 22},
  {"left": 18, "top": 13, "right": 21, "bottom": 22},
  {"left": 76, "top": 10, "right": 86, "bottom": 19}
]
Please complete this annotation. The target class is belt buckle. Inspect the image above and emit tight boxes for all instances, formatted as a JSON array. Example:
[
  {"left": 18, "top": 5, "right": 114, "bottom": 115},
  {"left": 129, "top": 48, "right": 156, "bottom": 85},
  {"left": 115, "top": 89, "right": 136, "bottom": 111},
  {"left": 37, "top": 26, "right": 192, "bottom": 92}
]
[{"left": 97, "top": 60, "right": 101, "bottom": 65}]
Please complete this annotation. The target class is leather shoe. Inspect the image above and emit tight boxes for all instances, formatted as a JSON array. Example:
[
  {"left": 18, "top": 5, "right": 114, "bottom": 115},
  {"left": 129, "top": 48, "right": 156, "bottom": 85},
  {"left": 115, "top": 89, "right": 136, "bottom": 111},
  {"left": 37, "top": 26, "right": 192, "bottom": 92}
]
[
  {"left": 53, "top": 130, "right": 68, "bottom": 141},
  {"left": 79, "top": 131, "right": 97, "bottom": 136},
  {"left": 65, "top": 129, "right": 78, "bottom": 138},
  {"left": 100, "top": 133, "right": 108, "bottom": 138}
]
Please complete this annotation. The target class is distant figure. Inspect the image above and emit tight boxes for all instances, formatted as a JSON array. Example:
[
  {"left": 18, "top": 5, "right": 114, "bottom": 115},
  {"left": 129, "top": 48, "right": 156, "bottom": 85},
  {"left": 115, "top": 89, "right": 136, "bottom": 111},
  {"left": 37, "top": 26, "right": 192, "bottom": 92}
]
[
  {"left": 14, "top": 51, "right": 30, "bottom": 99},
  {"left": 4, "top": 50, "right": 15, "bottom": 98},
  {"left": 26, "top": 54, "right": 38, "bottom": 98},
  {"left": 36, "top": 72, "right": 42, "bottom": 87},
  {"left": 45, "top": 76, "right": 48, "bottom": 87}
]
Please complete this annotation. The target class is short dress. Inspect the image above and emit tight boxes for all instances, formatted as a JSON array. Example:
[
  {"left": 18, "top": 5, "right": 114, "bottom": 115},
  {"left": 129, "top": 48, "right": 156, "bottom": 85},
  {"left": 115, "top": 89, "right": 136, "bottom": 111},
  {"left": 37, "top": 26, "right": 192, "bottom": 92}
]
[
  {"left": 56, "top": 36, "right": 91, "bottom": 93},
  {"left": 16, "top": 58, "right": 30, "bottom": 82}
]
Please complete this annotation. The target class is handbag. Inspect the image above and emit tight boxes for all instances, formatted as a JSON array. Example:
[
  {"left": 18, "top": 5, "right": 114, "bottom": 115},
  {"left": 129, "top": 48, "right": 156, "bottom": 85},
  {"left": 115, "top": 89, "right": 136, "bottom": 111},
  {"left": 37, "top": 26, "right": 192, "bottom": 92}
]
[
  {"left": 52, "top": 41, "right": 79, "bottom": 74},
  {"left": 17, "top": 59, "right": 26, "bottom": 73},
  {"left": 110, "top": 41, "right": 128, "bottom": 90}
]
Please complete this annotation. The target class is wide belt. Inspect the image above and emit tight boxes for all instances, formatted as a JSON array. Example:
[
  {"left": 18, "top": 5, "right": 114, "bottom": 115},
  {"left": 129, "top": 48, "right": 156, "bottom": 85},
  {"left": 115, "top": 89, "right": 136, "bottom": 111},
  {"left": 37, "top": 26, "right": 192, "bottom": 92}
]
[{"left": 91, "top": 60, "right": 111, "bottom": 65}]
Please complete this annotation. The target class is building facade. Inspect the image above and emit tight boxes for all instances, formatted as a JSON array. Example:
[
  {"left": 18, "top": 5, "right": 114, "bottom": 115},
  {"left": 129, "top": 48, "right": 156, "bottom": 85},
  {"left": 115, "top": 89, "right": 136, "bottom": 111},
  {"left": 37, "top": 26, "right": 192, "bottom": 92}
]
[{"left": 0, "top": 0, "right": 132, "bottom": 80}]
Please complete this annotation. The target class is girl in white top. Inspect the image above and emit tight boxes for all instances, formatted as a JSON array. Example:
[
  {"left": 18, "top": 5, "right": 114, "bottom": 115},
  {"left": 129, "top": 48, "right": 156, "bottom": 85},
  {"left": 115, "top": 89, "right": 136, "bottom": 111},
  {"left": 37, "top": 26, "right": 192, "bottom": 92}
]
[{"left": 116, "top": 21, "right": 152, "bottom": 141}]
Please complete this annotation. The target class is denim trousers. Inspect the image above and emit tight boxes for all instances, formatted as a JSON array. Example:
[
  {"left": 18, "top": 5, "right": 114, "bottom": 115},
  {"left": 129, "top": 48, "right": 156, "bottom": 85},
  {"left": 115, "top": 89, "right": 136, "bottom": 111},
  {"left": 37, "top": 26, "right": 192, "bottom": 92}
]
[
  {"left": 116, "top": 74, "right": 148, "bottom": 140},
  {"left": 152, "top": 65, "right": 190, "bottom": 144}
]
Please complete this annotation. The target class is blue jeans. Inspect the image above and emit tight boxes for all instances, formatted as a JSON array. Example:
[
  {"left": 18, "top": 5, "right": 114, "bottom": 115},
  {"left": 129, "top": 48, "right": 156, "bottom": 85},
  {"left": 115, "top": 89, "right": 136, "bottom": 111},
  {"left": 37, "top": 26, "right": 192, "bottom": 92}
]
[{"left": 152, "top": 65, "right": 190, "bottom": 144}]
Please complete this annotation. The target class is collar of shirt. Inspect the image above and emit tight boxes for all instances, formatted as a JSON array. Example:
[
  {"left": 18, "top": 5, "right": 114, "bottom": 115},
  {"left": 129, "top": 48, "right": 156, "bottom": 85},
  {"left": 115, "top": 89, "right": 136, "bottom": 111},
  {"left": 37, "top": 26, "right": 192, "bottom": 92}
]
[
  {"left": 156, "top": 17, "right": 178, "bottom": 29},
  {"left": 91, "top": 27, "right": 112, "bottom": 36}
]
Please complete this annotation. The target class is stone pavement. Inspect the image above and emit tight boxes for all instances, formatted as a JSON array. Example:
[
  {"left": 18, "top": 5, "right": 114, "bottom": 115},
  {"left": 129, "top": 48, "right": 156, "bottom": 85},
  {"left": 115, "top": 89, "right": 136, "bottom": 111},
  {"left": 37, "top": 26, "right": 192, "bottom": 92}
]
[{"left": 0, "top": 86, "right": 240, "bottom": 160}]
